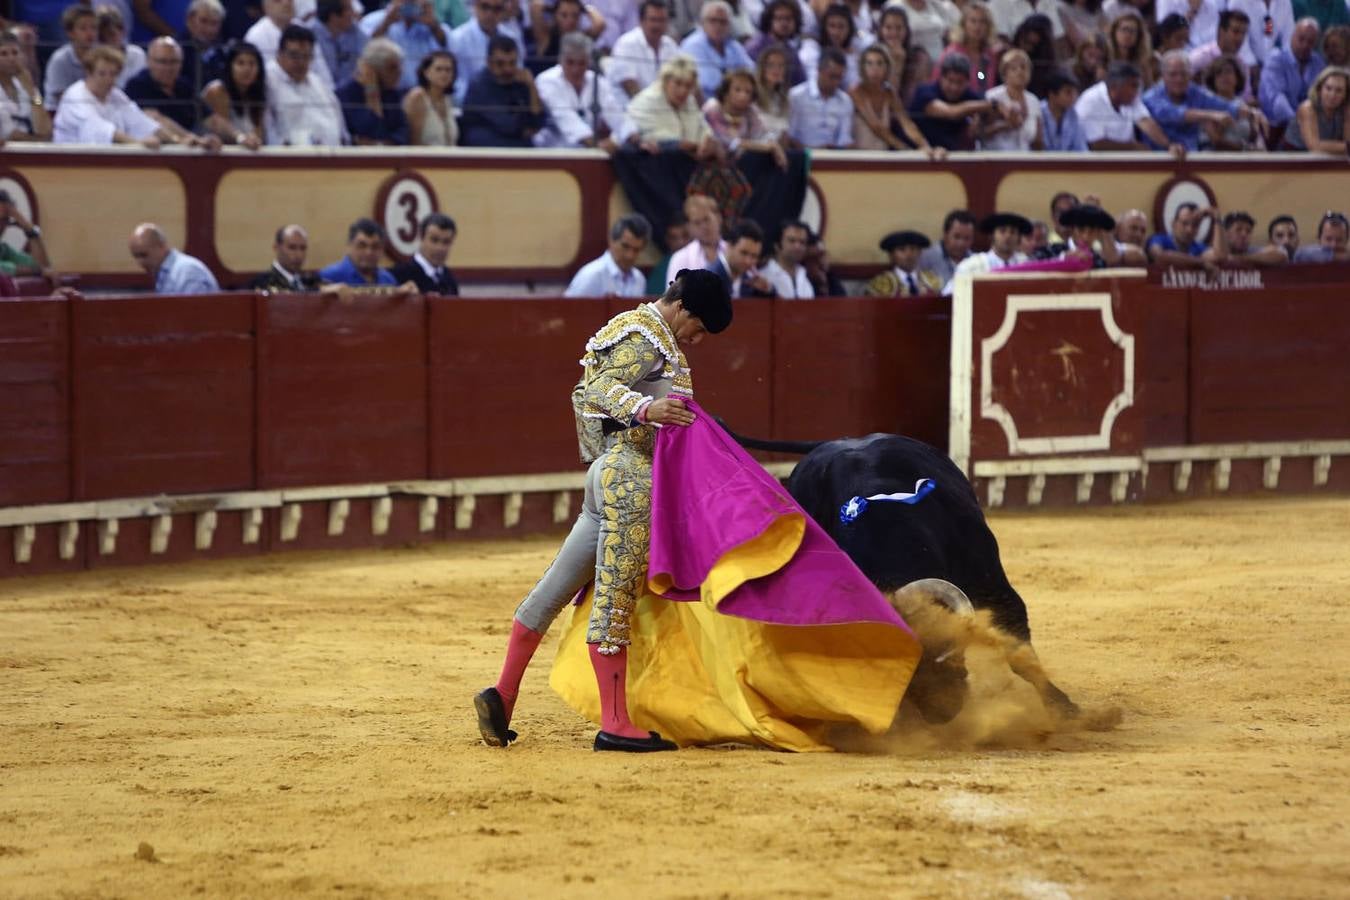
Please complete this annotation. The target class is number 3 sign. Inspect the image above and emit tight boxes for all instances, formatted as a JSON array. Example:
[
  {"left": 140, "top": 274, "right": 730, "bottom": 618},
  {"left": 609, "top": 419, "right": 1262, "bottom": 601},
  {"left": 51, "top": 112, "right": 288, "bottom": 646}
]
[{"left": 375, "top": 171, "right": 440, "bottom": 262}]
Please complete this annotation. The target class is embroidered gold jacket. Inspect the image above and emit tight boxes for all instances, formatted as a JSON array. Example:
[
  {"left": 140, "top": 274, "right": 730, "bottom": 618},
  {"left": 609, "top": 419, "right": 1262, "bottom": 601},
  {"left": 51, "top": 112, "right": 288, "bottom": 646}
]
[{"left": 572, "top": 303, "right": 692, "bottom": 463}]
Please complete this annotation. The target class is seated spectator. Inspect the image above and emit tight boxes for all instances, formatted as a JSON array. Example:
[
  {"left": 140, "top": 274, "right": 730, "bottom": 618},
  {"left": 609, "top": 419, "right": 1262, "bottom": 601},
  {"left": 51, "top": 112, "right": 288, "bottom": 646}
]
[
  {"left": 620, "top": 54, "right": 719, "bottom": 157},
  {"left": 314, "top": 0, "right": 368, "bottom": 88},
  {"left": 981, "top": 48, "right": 1042, "bottom": 150},
  {"left": 1189, "top": 10, "right": 1253, "bottom": 100},
  {"left": 850, "top": 44, "right": 943, "bottom": 156},
  {"left": 1146, "top": 201, "right": 1213, "bottom": 268},
  {"left": 1061, "top": 0, "right": 1109, "bottom": 52},
  {"left": 390, "top": 213, "right": 461, "bottom": 295},
  {"left": 460, "top": 35, "right": 545, "bottom": 147},
  {"left": 265, "top": 24, "right": 347, "bottom": 145},
  {"left": 43, "top": 5, "right": 100, "bottom": 106},
  {"left": 1204, "top": 211, "right": 1291, "bottom": 266},
  {"left": 746, "top": 0, "right": 807, "bottom": 87},
  {"left": 897, "top": 0, "right": 959, "bottom": 61},
  {"left": 448, "top": 0, "right": 525, "bottom": 105},
  {"left": 1010, "top": 13, "right": 1060, "bottom": 99},
  {"left": 712, "top": 219, "right": 775, "bottom": 298},
  {"left": 864, "top": 229, "right": 941, "bottom": 296},
  {"left": 125, "top": 37, "right": 200, "bottom": 133},
  {"left": 96, "top": 5, "right": 148, "bottom": 89},
  {"left": 1260, "top": 18, "right": 1323, "bottom": 132},
  {"left": 53, "top": 46, "right": 181, "bottom": 146},
  {"left": 607, "top": 0, "right": 680, "bottom": 106},
  {"left": 1292, "top": 210, "right": 1349, "bottom": 262},
  {"left": 804, "top": 228, "right": 846, "bottom": 296},
  {"left": 128, "top": 222, "right": 220, "bottom": 294},
  {"left": 1107, "top": 9, "right": 1154, "bottom": 87},
  {"left": 946, "top": 212, "right": 1032, "bottom": 291},
  {"left": 909, "top": 54, "right": 993, "bottom": 151},
  {"left": 801, "top": 3, "right": 864, "bottom": 89},
  {"left": 250, "top": 224, "right": 320, "bottom": 291},
  {"left": 1200, "top": 56, "right": 1263, "bottom": 148},
  {"left": 680, "top": 1, "right": 755, "bottom": 97},
  {"left": 1227, "top": 0, "right": 1294, "bottom": 62},
  {"left": 919, "top": 208, "right": 977, "bottom": 285},
  {"left": 1112, "top": 209, "right": 1144, "bottom": 248},
  {"left": 0, "top": 189, "right": 53, "bottom": 278},
  {"left": 879, "top": 6, "right": 933, "bottom": 106},
  {"left": 337, "top": 38, "right": 409, "bottom": 145},
  {"left": 248, "top": 0, "right": 335, "bottom": 85},
  {"left": 564, "top": 213, "right": 650, "bottom": 297},
  {"left": 761, "top": 218, "right": 813, "bottom": 299},
  {"left": 359, "top": 0, "right": 449, "bottom": 91},
  {"left": 1265, "top": 213, "right": 1300, "bottom": 260},
  {"left": 1023, "top": 219, "right": 1049, "bottom": 255},
  {"left": 0, "top": 31, "right": 51, "bottom": 141},
  {"left": 1154, "top": 12, "right": 1192, "bottom": 67},
  {"left": 934, "top": 1, "right": 997, "bottom": 95},
  {"left": 535, "top": 33, "right": 618, "bottom": 148},
  {"left": 1046, "top": 190, "right": 1079, "bottom": 242},
  {"left": 528, "top": 0, "right": 607, "bottom": 76},
  {"left": 1156, "top": 0, "right": 1221, "bottom": 50},
  {"left": 788, "top": 46, "right": 854, "bottom": 147},
  {"left": 202, "top": 41, "right": 266, "bottom": 148},
  {"left": 180, "top": 0, "right": 229, "bottom": 93},
  {"left": 646, "top": 211, "right": 690, "bottom": 295},
  {"left": 704, "top": 67, "right": 789, "bottom": 165},
  {"left": 989, "top": 0, "right": 1066, "bottom": 50},
  {"left": 754, "top": 43, "right": 793, "bottom": 137},
  {"left": 403, "top": 49, "right": 459, "bottom": 145},
  {"left": 1284, "top": 64, "right": 1350, "bottom": 151},
  {"left": 320, "top": 218, "right": 398, "bottom": 285},
  {"left": 1041, "top": 71, "right": 1088, "bottom": 150},
  {"left": 666, "top": 193, "right": 725, "bottom": 284},
  {"left": 1144, "top": 50, "right": 1267, "bottom": 150},
  {"left": 1072, "top": 33, "right": 1109, "bottom": 90},
  {"left": 1075, "top": 60, "right": 1184, "bottom": 152},
  {"left": 1325, "top": 24, "right": 1350, "bottom": 67}
]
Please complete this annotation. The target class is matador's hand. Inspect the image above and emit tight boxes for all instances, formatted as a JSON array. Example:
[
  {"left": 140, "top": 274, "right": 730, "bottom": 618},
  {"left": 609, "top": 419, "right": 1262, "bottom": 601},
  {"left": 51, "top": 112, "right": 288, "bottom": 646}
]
[{"left": 645, "top": 397, "right": 695, "bottom": 426}]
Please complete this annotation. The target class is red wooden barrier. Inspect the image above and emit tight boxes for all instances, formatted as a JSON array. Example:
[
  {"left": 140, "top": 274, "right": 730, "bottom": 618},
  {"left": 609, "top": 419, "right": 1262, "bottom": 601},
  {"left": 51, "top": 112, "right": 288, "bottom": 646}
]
[{"left": 0, "top": 298, "right": 69, "bottom": 506}]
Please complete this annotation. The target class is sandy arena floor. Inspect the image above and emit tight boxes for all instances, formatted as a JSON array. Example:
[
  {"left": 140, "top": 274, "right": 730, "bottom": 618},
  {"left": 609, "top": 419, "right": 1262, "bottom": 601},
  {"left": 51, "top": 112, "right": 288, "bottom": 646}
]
[{"left": 2, "top": 496, "right": 1349, "bottom": 899}]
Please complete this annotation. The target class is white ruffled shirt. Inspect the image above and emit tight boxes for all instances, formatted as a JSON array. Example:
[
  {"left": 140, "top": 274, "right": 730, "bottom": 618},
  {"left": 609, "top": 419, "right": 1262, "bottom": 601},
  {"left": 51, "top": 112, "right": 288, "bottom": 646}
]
[{"left": 52, "top": 79, "right": 159, "bottom": 144}]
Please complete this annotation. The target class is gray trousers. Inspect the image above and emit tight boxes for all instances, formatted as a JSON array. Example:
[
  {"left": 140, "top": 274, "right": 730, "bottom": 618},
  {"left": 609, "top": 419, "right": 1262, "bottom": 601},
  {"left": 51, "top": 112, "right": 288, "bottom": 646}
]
[{"left": 514, "top": 456, "right": 605, "bottom": 633}]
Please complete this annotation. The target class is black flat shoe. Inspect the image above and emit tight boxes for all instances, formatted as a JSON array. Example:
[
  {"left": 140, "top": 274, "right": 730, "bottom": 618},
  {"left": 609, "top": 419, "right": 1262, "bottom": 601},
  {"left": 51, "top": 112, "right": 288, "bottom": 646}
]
[
  {"left": 474, "top": 688, "right": 517, "bottom": 747},
  {"left": 593, "top": 730, "right": 678, "bottom": 752}
]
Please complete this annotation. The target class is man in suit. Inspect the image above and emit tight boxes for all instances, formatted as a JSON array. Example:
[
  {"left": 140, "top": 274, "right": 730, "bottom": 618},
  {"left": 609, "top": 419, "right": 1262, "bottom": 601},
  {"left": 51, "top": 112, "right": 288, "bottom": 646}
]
[
  {"left": 251, "top": 224, "right": 321, "bottom": 292},
  {"left": 389, "top": 213, "right": 460, "bottom": 295},
  {"left": 710, "top": 219, "right": 776, "bottom": 299}
]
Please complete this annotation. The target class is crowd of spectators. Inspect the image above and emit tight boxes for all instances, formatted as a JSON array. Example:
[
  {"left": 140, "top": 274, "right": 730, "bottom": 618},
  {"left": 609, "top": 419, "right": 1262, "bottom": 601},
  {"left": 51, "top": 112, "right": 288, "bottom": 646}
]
[{"left": 4, "top": 0, "right": 1350, "bottom": 153}]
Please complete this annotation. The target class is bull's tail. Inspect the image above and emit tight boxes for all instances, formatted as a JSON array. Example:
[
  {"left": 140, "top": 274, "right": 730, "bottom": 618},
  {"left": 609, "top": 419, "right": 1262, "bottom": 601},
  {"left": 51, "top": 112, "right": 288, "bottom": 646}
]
[{"left": 713, "top": 417, "right": 824, "bottom": 456}]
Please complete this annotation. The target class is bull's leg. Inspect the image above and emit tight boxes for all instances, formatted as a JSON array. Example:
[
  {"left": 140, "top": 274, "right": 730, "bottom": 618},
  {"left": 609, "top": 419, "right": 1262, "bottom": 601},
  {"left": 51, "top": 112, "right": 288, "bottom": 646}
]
[{"left": 1007, "top": 642, "right": 1079, "bottom": 718}]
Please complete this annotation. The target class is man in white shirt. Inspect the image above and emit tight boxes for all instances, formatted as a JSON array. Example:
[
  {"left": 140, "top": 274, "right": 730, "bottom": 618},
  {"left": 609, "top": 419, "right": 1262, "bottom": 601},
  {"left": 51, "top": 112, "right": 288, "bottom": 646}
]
[
  {"left": 589, "top": 0, "right": 638, "bottom": 50},
  {"left": 534, "top": 33, "right": 622, "bottom": 147},
  {"left": 944, "top": 212, "right": 1032, "bottom": 293},
  {"left": 1074, "top": 60, "right": 1180, "bottom": 152},
  {"left": 608, "top": 0, "right": 680, "bottom": 106},
  {"left": 246, "top": 0, "right": 336, "bottom": 85},
  {"left": 788, "top": 47, "right": 854, "bottom": 148},
  {"left": 265, "top": 24, "right": 347, "bottom": 146},
  {"left": 760, "top": 219, "right": 814, "bottom": 299},
  {"left": 448, "top": 0, "right": 525, "bottom": 105},
  {"left": 565, "top": 214, "right": 650, "bottom": 297},
  {"left": 666, "top": 194, "right": 726, "bottom": 285}
]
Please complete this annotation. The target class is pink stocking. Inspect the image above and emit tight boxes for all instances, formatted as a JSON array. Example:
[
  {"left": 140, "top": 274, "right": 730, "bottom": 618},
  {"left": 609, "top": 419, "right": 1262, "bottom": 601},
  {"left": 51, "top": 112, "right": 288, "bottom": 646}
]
[
  {"left": 589, "top": 644, "right": 647, "bottom": 738},
  {"left": 494, "top": 619, "right": 544, "bottom": 722}
]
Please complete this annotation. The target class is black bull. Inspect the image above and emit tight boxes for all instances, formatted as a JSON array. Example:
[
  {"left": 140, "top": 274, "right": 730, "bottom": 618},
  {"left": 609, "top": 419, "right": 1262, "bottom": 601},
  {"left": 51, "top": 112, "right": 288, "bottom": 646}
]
[{"left": 726, "top": 429, "right": 1078, "bottom": 721}]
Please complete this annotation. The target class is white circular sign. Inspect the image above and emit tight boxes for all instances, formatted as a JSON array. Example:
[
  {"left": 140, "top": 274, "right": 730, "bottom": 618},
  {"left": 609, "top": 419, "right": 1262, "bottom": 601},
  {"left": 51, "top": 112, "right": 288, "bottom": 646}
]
[
  {"left": 380, "top": 176, "right": 435, "bottom": 259},
  {"left": 0, "top": 176, "right": 36, "bottom": 252}
]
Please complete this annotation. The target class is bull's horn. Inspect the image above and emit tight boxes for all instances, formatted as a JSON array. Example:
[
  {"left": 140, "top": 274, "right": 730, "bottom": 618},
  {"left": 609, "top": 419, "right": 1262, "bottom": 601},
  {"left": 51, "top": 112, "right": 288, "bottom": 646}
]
[{"left": 895, "top": 578, "right": 975, "bottom": 615}]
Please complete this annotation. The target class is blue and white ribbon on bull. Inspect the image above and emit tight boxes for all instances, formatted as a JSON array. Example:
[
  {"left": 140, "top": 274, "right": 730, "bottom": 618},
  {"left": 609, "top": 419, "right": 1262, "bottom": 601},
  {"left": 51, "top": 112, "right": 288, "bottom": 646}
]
[{"left": 839, "top": 479, "right": 937, "bottom": 525}]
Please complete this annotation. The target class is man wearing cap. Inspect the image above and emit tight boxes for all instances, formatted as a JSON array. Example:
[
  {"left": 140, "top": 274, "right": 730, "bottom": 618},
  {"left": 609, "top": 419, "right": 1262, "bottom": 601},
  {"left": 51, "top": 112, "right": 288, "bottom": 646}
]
[
  {"left": 944, "top": 212, "right": 1032, "bottom": 293},
  {"left": 474, "top": 270, "right": 734, "bottom": 754},
  {"left": 864, "top": 230, "right": 942, "bottom": 297}
]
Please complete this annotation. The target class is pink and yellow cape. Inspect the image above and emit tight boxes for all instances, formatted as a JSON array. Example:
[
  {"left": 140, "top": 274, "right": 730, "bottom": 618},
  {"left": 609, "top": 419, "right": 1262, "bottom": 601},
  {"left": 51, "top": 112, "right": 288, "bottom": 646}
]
[{"left": 549, "top": 402, "right": 921, "bottom": 751}]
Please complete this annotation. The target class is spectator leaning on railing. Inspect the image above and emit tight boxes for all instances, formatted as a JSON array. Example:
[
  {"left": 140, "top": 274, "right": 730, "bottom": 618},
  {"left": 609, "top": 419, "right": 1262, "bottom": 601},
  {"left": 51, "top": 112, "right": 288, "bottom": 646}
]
[
  {"left": 1146, "top": 201, "right": 1214, "bottom": 269},
  {"left": 1292, "top": 210, "right": 1349, "bottom": 262},
  {"left": 1143, "top": 49, "right": 1268, "bottom": 151},
  {"left": 1074, "top": 60, "right": 1185, "bottom": 153},
  {"left": 0, "top": 30, "right": 50, "bottom": 141},
  {"left": 0, "top": 190, "right": 54, "bottom": 280},
  {"left": 1283, "top": 64, "right": 1350, "bottom": 151},
  {"left": 201, "top": 40, "right": 266, "bottom": 148},
  {"left": 125, "top": 36, "right": 203, "bottom": 135},
  {"left": 53, "top": 45, "right": 194, "bottom": 147},
  {"left": 619, "top": 53, "right": 719, "bottom": 157}
]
